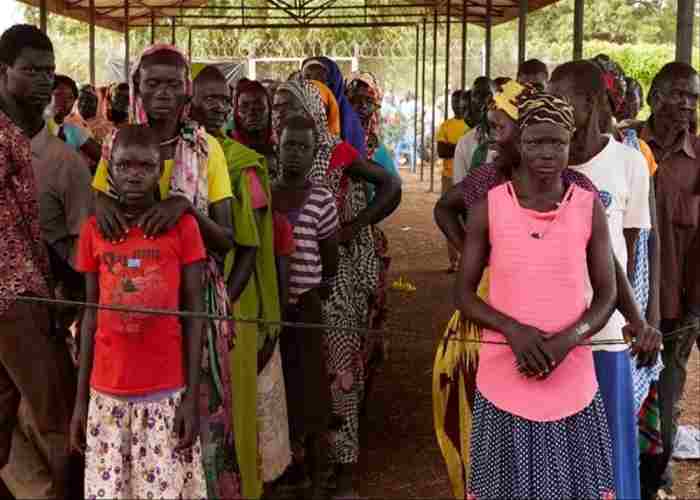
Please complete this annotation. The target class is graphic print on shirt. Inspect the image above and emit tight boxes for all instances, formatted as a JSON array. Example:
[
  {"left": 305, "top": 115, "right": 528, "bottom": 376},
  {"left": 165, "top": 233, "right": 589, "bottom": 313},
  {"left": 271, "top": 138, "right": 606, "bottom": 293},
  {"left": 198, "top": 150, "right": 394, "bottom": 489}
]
[
  {"left": 598, "top": 190, "right": 613, "bottom": 210},
  {"left": 100, "top": 247, "right": 167, "bottom": 334}
]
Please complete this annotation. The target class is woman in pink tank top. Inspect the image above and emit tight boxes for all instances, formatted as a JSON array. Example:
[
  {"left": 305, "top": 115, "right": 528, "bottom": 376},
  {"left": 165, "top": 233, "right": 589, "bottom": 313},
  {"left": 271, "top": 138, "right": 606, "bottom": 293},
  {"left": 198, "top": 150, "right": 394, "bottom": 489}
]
[{"left": 457, "top": 91, "right": 618, "bottom": 500}]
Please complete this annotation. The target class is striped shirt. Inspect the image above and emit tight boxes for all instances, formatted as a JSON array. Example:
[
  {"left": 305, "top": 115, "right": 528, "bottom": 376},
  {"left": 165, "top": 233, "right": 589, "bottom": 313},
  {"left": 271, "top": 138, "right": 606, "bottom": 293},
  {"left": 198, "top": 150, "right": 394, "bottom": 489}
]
[{"left": 287, "top": 186, "right": 339, "bottom": 304}]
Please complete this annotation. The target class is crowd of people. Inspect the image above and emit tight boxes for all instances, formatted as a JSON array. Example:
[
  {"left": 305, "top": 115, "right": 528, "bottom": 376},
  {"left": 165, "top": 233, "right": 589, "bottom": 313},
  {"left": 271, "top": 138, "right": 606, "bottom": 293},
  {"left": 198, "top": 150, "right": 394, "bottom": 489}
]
[
  {"left": 433, "top": 55, "right": 699, "bottom": 500},
  {"left": 0, "top": 18, "right": 698, "bottom": 500},
  {"left": 0, "top": 24, "right": 402, "bottom": 500}
]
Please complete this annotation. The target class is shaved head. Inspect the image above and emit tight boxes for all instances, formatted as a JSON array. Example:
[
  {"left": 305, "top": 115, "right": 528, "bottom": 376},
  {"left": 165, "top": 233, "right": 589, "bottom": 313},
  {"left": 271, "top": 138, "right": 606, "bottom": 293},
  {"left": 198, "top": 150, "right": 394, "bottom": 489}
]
[
  {"left": 193, "top": 65, "right": 227, "bottom": 88},
  {"left": 551, "top": 60, "right": 605, "bottom": 98}
]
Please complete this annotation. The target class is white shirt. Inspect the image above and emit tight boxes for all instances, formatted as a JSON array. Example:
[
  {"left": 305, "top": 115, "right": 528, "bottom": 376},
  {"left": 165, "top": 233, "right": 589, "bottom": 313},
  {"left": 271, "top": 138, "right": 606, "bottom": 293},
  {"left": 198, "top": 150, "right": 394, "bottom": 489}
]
[
  {"left": 570, "top": 136, "right": 652, "bottom": 351},
  {"left": 453, "top": 129, "right": 479, "bottom": 184}
]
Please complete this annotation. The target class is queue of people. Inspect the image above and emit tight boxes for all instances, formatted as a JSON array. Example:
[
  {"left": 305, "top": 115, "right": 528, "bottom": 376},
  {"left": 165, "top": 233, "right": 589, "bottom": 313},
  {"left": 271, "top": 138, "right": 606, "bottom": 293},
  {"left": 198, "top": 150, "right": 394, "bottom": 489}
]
[
  {"left": 434, "top": 57, "right": 699, "bottom": 500},
  {"left": 0, "top": 24, "right": 402, "bottom": 500}
]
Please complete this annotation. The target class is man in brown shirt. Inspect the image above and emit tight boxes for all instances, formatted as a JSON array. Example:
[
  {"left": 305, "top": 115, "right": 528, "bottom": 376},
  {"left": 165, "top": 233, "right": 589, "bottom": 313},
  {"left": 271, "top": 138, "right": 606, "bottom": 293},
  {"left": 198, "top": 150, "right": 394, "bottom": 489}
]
[
  {"left": 0, "top": 25, "right": 92, "bottom": 499},
  {"left": 637, "top": 61, "right": 700, "bottom": 500}
]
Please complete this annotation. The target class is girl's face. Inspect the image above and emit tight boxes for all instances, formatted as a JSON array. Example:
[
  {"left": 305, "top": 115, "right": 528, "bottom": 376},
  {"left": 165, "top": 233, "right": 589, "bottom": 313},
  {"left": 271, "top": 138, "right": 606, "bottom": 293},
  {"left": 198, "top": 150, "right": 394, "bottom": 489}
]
[
  {"left": 272, "top": 89, "right": 309, "bottom": 130},
  {"left": 138, "top": 63, "right": 187, "bottom": 122},
  {"left": 279, "top": 127, "right": 315, "bottom": 181},
  {"left": 110, "top": 142, "right": 161, "bottom": 209},
  {"left": 487, "top": 109, "right": 520, "bottom": 165},
  {"left": 519, "top": 122, "right": 570, "bottom": 182}
]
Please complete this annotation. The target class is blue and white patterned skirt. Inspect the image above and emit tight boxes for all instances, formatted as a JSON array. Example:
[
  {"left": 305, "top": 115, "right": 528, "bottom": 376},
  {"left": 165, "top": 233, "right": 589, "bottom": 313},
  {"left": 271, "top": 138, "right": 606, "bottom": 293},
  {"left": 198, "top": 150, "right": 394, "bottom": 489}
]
[{"left": 467, "top": 390, "right": 616, "bottom": 500}]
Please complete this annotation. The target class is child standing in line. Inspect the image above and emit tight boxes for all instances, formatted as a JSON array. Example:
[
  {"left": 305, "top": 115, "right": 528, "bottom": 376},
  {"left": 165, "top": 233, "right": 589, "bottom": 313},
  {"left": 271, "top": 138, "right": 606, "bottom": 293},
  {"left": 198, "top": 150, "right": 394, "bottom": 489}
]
[
  {"left": 69, "top": 125, "right": 207, "bottom": 499},
  {"left": 273, "top": 116, "right": 340, "bottom": 498}
]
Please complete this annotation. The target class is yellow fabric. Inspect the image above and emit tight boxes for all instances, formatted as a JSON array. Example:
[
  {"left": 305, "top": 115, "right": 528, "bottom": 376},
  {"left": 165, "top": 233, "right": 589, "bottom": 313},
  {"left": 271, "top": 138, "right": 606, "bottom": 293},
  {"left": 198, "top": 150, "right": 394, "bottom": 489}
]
[
  {"left": 46, "top": 118, "right": 58, "bottom": 137},
  {"left": 92, "top": 133, "right": 233, "bottom": 203},
  {"left": 311, "top": 80, "right": 341, "bottom": 137},
  {"left": 433, "top": 269, "right": 489, "bottom": 500},
  {"left": 436, "top": 118, "right": 469, "bottom": 178},
  {"left": 638, "top": 139, "right": 658, "bottom": 176}
]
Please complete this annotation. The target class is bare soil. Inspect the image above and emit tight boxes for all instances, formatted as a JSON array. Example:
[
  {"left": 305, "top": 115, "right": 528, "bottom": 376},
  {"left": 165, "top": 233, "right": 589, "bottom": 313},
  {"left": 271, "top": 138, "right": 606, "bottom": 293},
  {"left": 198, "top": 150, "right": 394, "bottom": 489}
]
[{"left": 357, "top": 169, "right": 700, "bottom": 499}]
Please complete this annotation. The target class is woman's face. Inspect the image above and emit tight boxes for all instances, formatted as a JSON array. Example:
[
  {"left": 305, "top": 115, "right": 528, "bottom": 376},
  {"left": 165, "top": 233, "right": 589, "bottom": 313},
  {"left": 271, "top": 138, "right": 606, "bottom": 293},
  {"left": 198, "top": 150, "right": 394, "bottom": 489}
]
[
  {"left": 272, "top": 89, "right": 309, "bottom": 130},
  {"left": 302, "top": 63, "right": 328, "bottom": 86},
  {"left": 519, "top": 122, "right": 570, "bottom": 182},
  {"left": 138, "top": 63, "right": 187, "bottom": 122},
  {"left": 487, "top": 109, "right": 519, "bottom": 165}
]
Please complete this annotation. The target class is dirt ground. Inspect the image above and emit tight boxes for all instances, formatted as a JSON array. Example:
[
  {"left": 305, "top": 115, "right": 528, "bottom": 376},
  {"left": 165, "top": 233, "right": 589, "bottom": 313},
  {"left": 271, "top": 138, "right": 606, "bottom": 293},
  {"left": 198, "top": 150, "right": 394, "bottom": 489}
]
[{"left": 357, "top": 169, "right": 700, "bottom": 499}]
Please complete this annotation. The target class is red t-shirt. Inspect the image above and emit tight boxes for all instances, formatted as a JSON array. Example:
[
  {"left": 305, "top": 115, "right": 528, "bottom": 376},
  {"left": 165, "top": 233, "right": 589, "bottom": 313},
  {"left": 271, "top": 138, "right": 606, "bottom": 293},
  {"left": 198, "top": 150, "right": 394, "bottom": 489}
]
[
  {"left": 272, "top": 211, "right": 296, "bottom": 257},
  {"left": 76, "top": 214, "right": 206, "bottom": 396}
]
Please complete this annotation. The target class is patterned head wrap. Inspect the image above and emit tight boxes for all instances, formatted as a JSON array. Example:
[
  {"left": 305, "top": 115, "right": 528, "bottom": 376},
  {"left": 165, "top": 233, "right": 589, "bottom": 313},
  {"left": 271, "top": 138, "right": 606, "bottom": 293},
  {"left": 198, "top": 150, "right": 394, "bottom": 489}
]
[
  {"left": 590, "top": 54, "right": 627, "bottom": 116},
  {"left": 518, "top": 91, "right": 576, "bottom": 134},
  {"left": 489, "top": 80, "right": 527, "bottom": 121},
  {"left": 274, "top": 78, "right": 341, "bottom": 185},
  {"left": 101, "top": 44, "right": 210, "bottom": 214},
  {"left": 231, "top": 77, "right": 272, "bottom": 146},
  {"left": 310, "top": 80, "right": 341, "bottom": 137},
  {"left": 346, "top": 71, "right": 383, "bottom": 158}
]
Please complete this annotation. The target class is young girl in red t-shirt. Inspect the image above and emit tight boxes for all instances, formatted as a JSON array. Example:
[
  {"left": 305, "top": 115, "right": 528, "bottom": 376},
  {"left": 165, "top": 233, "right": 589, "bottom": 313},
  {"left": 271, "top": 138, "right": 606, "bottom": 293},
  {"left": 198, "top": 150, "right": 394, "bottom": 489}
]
[{"left": 69, "top": 125, "right": 208, "bottom": 499}]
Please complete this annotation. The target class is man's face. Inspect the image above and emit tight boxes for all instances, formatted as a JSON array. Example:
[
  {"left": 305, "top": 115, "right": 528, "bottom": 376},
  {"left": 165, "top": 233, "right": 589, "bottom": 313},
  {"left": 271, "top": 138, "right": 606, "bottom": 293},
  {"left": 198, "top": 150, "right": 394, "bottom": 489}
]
[
  {"left": 78, "top": 88, "right": 98, "bottom": 120},
  {"left": 471, "top": 80, "right": 494, "bottom": 121},
  {"left": 302, "top": 62, "right": 328, "bottom": 85},
  {"left": 191, "top": 79, "right": 230, "bottom": 134},
  {"left": 279, "top": 127, "right": 315, "bottom": 180},
  {"left": 451, "top": 92, "right": 468, "bottom": 119},
  {"left": 650, "top": 74, "right": 700, "bottom": 133},
  {"left": 237, "top": 90, "right": 269, "bottom": 134},
  {"left": 138, "top": 63, "right": 187, "bottom": 122},
  {"left": 112, "top": 85, "right": 130, "bottom": 115},
  {"left": 548, "top": 76, "right": 592, "bottom": 131},
  {"left": 1, "top": 48, "right": 55, "bottom": 115},
  {"left": 517, "top": 72, "right": 548, "bottom": 91}
]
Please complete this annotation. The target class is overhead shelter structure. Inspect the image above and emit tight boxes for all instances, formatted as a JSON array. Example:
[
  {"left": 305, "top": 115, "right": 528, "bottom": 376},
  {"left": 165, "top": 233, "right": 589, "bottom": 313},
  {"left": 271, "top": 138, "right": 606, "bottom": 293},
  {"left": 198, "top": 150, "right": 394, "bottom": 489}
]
[{"left": 19, "top": 0, "right": 697, "bottom": 191}]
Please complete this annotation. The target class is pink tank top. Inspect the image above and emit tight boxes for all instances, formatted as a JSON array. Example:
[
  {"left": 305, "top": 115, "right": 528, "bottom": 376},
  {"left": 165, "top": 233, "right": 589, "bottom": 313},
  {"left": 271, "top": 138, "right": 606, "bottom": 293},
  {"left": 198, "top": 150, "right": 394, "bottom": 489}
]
[{"left": 476, "top": 182, "right": 598, "bottom": 422}]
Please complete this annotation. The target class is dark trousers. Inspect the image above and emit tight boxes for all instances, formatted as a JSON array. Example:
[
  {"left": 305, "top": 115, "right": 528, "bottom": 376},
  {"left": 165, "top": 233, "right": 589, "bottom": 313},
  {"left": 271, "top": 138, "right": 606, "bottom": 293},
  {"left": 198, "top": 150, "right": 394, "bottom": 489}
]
[
  {"left": 640, "top": 319, "right": 700, "bottom": 500},
  {"left": 0, "top": 300, "right": 77, "bottom": 498}
]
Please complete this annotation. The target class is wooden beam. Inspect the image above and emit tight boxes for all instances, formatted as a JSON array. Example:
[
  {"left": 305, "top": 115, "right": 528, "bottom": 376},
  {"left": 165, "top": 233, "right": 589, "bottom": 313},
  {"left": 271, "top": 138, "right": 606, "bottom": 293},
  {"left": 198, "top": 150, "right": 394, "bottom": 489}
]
[
  {"left": 430, "top": 8, "right": 437, "bottom": 193},
  {"left": 89, "top": 0, "right": 95, "bottom": 85},
  {"left": 675, "top": 0, "right": 694, "bottom": 64},
  {"left": 420, "top": 16, "right": 427, "bottom": 181},
  {"left": 124, "top": 0, "right": 129, "bottom": 82},
  {"left": 40, "top": 0, "right": 48, "bottom": 32},
  {"left": 444, "top": 0, "right": 451, "bottom": 122},
  {"left": 461, "top": 0, "right": 467, "bottom": 89},
  {"left": 573, "top": 0, "right": 583, "bottom": 60},
  {"left": 414, "top": 23, "right": 420, "bottom": 173},
  {"left": 484, "top": 0, "right": 492, "bottom": 77},
  {"left": 518, "top": 0, "right": 527, "bottom": 65}
]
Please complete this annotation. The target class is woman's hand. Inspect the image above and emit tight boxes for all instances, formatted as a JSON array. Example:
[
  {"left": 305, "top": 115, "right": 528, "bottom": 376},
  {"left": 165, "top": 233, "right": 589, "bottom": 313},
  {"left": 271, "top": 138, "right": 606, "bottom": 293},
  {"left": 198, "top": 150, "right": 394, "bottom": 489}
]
[
  {"left": 173, "top": 392, "right": 200, "bottom": 452},
  {"left": 69, "top": 401, "right": 89, "bottom": 455},
  {"left": 504, "top": 324, "right": 553, "bottom": 378},
  {"left": 96, "top": 194, "right": 129, "bottom": 243},
  {"left": 138, "top": 196, "right": 191, "bottom": 238},
  {"left": 623, "top": 321, "right": 663, "bottom": 368},
  {"left": 541, "top": 333, "right": 576, "bottom": 377}
]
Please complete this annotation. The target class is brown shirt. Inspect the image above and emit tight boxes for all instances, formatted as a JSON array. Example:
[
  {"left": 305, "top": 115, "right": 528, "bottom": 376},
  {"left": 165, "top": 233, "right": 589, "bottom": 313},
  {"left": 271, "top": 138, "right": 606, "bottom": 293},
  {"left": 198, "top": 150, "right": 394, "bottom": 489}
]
[
  {"left": 641, "top": 125, "right": 700, "bottom": 320},
  {"left": 31, "top": 125, "right": 94, "bottom": 268}
]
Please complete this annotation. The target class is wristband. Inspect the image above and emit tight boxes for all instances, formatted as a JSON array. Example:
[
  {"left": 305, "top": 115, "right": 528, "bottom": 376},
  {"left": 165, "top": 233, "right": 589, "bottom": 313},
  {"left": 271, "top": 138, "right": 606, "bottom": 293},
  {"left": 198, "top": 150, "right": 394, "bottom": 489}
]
[{"left": 573, "top": 322, "right": 591, "bottom": 343}]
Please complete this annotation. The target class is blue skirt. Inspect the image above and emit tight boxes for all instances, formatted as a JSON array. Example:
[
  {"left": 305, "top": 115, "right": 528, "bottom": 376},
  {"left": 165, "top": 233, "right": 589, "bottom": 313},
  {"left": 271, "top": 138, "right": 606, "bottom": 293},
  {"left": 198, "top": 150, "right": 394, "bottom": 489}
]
[{"left": 468, "top": 390, "right": 615, "bottom": 500}]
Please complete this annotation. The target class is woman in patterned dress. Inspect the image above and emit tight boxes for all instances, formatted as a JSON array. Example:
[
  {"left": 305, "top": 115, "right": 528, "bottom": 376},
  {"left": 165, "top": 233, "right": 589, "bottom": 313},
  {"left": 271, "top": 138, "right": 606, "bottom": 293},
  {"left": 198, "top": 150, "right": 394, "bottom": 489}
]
[{"left": 271, "top": 78, "right": 401, "bottom": 497}]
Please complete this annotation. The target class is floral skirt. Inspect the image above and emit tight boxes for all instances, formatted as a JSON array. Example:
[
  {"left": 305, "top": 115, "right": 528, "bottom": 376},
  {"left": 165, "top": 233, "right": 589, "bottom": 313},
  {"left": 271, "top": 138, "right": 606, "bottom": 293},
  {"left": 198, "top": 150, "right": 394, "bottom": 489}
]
[
  {"left": 85, "top": 389, "right": 207, "bottom": 500},
  {"left": 468, "top": 390, "right": 615, "bottom": 500}
]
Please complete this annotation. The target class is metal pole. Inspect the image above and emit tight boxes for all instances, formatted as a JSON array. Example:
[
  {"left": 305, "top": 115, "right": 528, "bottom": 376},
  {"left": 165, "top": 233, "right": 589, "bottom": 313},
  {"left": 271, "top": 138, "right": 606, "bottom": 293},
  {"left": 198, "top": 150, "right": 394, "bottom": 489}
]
[
  {"left": 124, "top": 0, "right": 130, "bottom": 82},
  {"left": 188, "top": 28, "right": 193, "bottom": 63},
  {"left": 414, "top": 24, "right": 420, "bottom": 173},
  {"left": 171, "top": 17, "right": 176, "bottom": 45},
  {"left": 89, "top": 0, "right": 96, "bottom": 86},
  {"left": 420, "top": 17, "right": 427, "bottom": 181},
  {"left": 40, "top": 0, "right": 47, "bottom": 33},
  {"left": 151, "top": 11, "right": 155, "bottom": 44},
  {"left": 573, "top": 0, "right": 584, "bottom": 60},
  {"left": 675, "top": 0, "right": 694, "bottom": 64},
  {"left": 485, "top": 0, "right": 492, "bottom": 77},
  {"left": 461, "top": 0, "right": 467, "bottom": 90},
  {"left": 518, "top": 0, "right": 527, "bottom": 65},
  {"left": 444, "top": 1, "right": 451, "bottom": 122},
  {"left": 430, "top": 8, "right": 437, "bottom": 193}
]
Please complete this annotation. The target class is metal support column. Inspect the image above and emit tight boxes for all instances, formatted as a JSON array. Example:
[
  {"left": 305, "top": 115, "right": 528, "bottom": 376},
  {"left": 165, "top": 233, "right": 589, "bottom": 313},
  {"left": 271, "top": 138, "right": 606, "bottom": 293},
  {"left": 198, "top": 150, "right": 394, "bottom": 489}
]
[
  {"left": 573, "top": 0, "right": 583, "bottom": 60},
  {"left": 430, "top": 8, "right": 437, "bottom": 192},
  {"left": 485, "top": 0, "right": 492, "bottom": 77},
  {"left": 171, "top": 17, "right": 177, "bottom": 45},
  {"left": 518, "top": 0, "right": 527, "bottom": 65},
  {"left": 188, "top": 28, "right": 193, "bottom": 63},
  {"left": 151, "top": 11, "right": 156, "bottom": 44},
  {"left": 40, "top": 0, "right": 47, "bottom": 33},
  {"left": 414, "top": 23, "right": 420, "bottom": 173},
  {"left": 124, "top": 0, "right": 130, "bottom": 82},
  {"left": 420, "top": 17, "right": 427, "bottom": 181},
  {"left": 676, "top": 0, "right": 694, "bottom": 64},
  {"left": 461, "top": 0, "right": 467, "bottom": 89},
  {"left": 444, "top": 1, "right": 451, "bottom": 122},
  {"left": 89, "top": 0, "right": 96, "bottom": 86}
]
